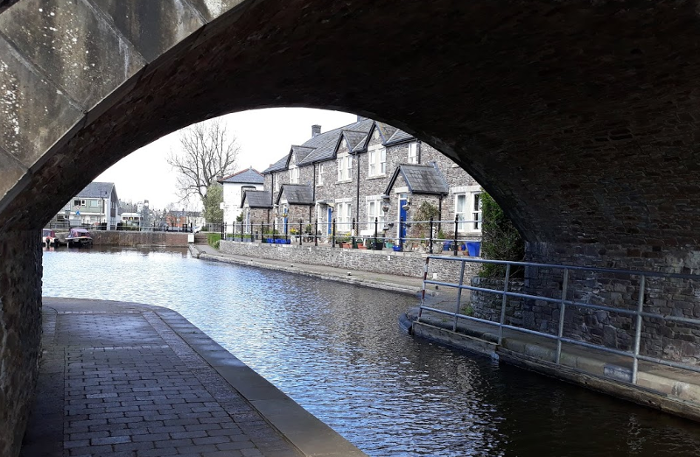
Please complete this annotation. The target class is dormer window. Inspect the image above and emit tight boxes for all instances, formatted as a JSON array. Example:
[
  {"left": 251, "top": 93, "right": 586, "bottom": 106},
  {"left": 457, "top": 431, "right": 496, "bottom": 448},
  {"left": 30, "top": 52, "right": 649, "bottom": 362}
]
[
  {"left": 289, "top": 166, "right": 299, "bottom": 184},
  {"left": 368, "top": 147, "right": 386, "bottom": 177},
  {"left": 408, "top": 142, "right": 418, "bottom": 164}
]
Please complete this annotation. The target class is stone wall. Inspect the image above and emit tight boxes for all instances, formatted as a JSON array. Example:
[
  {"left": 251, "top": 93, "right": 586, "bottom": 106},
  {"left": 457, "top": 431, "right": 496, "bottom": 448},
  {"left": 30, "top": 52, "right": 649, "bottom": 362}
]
[
  {"left": 0, "top": 231, "right": 42, "bottom": 457},
  {"left": 524, "top": 242, "right": 700, "bottom": 363},
  {"left": 469, "top": 277, "right": 525, "bottom": 326},
  {"left": 220, "top": 240, "right": 480, "bottom": 283},
  {"left": 90, "top": 231, "right": 189, "bottom": 247}
]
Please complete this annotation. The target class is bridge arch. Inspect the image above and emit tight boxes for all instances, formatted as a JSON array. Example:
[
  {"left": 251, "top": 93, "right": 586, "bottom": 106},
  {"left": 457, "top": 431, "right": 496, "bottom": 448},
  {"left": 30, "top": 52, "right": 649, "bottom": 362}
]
[{"left": 3, "top": 1, "right": 700, "bottom": 455}]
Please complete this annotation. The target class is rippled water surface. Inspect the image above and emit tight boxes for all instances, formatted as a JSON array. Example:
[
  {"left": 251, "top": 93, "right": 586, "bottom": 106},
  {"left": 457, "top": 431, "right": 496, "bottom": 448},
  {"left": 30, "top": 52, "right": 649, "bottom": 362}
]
[{"left": 42, "top": 247, "right": 700, "bottom": 456}]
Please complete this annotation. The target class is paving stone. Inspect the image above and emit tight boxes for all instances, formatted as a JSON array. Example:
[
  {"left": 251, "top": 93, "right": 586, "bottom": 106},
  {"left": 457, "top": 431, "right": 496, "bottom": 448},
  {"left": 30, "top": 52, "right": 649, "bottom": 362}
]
[{"left": 21, "top": 303, "right": 306, "bottom": 457}]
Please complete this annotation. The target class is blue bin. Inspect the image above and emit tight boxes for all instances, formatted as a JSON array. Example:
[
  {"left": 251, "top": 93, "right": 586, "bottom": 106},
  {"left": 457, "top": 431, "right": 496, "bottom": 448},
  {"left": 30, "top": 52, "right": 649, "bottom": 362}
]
[
  {"left": 466, "top": 242, "right": 481, "bottom": 257},
  {"left": 392, "top": 245, "right": 402, "bottom": 252}
]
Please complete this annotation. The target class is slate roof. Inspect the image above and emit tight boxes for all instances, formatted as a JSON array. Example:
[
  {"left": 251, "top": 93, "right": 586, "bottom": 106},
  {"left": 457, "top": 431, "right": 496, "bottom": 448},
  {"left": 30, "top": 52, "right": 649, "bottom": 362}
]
[
  {"left": 298, "top": 118, "right": 374, "bottom": 165},
  {"left": 218, "top": 168, "right": 264, "bottom": 184},
  {"left": 291, "top": 146, "right": 315, "bottom": 163},
  {"left": 242, "top": 190, "right": 273, "bottom": 208},
  {"left": 76, "top": 182, "right": 116, "bottom": 198},
  {"left": 263, "top": 155, "right": 290, "bottom": 174},
  {"left": 342, "top": 130, "right": 368, "bottom": 152},
  {"left": 263, "top": 118, "right": 376, "bottom": 172},
  {"left": 385, "top": 163, "right": 449, "bottom": 196},
  {"left": 276, "top": 184, "right": 314, "bottom": 205},
  {"left": 385, "top": 129, "right": 414, "bottom": 145}
]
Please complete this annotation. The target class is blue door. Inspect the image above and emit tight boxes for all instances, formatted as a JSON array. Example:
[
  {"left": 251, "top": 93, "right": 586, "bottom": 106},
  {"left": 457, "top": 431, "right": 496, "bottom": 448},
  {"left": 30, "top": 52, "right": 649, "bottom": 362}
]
[
  {"left": 399, "top": 198, "right": 407, "bottom": 244},
  {"left": 327, "top": 207, "right": 333, "bottom": 234}
]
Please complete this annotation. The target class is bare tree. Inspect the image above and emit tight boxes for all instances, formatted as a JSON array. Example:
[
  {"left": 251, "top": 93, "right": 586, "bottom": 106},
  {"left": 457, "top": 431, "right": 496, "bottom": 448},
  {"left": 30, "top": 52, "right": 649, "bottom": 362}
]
[{"left": 168, "top": 119, "right": 240, "bottom": 203}]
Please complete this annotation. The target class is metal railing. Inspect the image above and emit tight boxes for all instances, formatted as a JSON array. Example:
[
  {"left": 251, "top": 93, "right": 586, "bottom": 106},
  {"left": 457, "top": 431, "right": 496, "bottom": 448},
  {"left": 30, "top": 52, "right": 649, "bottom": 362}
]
[
  {"left": 218, "top": 217, "right": 482, "bottom": 253},
  {"left": 418, "top": 256, "right": 700, "bottom": 385}
]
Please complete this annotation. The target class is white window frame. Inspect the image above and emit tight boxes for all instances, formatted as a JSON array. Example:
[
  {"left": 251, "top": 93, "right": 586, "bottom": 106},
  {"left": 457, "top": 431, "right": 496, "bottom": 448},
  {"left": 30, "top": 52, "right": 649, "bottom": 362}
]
[
  {"left": 366, "top": 196, "right": 386, "bottom": 231},
  {"left": 454, "top": 191, "right": 482, "bottom": 233},
  {"left": 472, "top": 192, "right": 482, "bottom": 231},
  {"left": 408, "top": 142, "right": 418, "bottom": 164},
  {"left": 368, "top": 147, "right": 386, "bottom": 177},
  {"left": 317, "top": 163, "right": 324, "bottom": 185},
  {"left": 335, "top": 199, "right": 353, "bottom": 233},
  {"left": 337, "top": 154, "right": 352, "bottom": 182},
  {"left": 289, "top": 166, "right": 299, "bottom": 184}
]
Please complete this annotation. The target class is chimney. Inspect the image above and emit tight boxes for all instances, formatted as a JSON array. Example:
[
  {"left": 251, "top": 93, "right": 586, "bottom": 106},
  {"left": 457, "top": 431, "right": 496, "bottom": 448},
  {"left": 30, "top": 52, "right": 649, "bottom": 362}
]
[
  {"left": 357, "top": 115, "right": 367, "bottom": 122},
  {"left": 311, "top": 125, "right": 321, "bottom": 137}
]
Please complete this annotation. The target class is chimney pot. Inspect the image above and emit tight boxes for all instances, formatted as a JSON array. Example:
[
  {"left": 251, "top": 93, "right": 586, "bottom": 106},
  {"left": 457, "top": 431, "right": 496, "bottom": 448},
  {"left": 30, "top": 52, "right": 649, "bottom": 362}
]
[{"left": 312, "top": 125, "right": 321, "bottom": 137}]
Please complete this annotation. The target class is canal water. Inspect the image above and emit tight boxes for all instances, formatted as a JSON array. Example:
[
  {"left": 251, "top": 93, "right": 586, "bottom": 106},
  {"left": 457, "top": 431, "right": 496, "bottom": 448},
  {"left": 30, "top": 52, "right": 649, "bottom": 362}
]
[{"left": 42, "top": 247, "right": 700, "bottom": 457}]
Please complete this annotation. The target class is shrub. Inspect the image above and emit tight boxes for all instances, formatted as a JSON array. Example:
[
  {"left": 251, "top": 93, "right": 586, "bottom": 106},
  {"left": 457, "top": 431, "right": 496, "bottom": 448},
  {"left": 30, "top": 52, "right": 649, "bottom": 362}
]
[
  {"left": 479, "top": 192, "right": 525, "bottom": 278},
  {"left": 207, "top": 233, "right": 222, "bottom": 249}
]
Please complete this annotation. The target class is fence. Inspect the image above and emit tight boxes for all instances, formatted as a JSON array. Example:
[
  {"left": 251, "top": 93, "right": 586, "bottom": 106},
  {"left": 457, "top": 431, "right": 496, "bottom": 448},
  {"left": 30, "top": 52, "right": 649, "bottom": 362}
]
[
  {"left": 213, "top": 217, "right": 482, "bottom": 254},
  {"left": 418, "top": 256, "right": 700, "bottom": 384},
  {"left": 46, "top": 221, "right": 194, "bottom": 232}
]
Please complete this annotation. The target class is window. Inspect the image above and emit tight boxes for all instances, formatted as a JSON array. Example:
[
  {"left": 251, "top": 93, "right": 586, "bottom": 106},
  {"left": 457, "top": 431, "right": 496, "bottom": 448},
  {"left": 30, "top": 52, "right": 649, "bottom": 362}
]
[
  {"left": 317, "top": 163, "right": 324, "bottom": 185},
  {"left": 289, "top": 166, "right": 299, "bottom": 184},
  {"left": 455, "top": 192, "right": 482, "bottom": 232},
  {"left": 455, "top": 194, "right": 467, "bottom": 233},
  {"left": 366, "top": 196, "right": 385, "bottom": 231},
  {"left": 73, "top": 199, "right": 86, "bottom": 207},
  {"left": 88, "top": 199, "right": 101, "bottom": 208},
  {"left": 408, "top": 142, "right": 418, "bottom": 164},
  {"left": 337, "top": 155, "right": 352, "bottom": 181},
  {"left": 368, "top": 148, "right": 386, "bottom": 177},
  {"left": 472, "top": 193, "right": 482, "bottom": 231},
  {"left": 336, "top": 201, "right": 352, "bottom": 233}
]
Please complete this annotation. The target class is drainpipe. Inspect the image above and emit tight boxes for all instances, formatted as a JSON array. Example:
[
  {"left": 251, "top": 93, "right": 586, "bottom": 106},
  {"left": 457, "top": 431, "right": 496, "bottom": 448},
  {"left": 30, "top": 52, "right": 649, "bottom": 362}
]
[
  {"left": 313, "top": 163, "right": 317, "bottom": 201},
  {"left": 417, "top": 140, "right": 422, "bottom": 165},
  {"left": 356, "top": 153, "right": 361, "bottom": 233},
  {"left": 438, "top": 195, "right": 443, "bottom": 233}
]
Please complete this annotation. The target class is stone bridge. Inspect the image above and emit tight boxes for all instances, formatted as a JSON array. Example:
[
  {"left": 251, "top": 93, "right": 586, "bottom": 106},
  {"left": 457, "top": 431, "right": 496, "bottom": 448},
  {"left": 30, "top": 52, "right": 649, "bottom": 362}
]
[{"left": 3, "top": 0, "right": 700, "bottom": 454}]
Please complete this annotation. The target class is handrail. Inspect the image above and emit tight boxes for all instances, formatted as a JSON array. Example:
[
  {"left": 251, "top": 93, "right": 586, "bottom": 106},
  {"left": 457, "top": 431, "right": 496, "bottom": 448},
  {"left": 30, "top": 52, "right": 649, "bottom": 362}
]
[{"left": 418, "top": 256, "right": 700, "bottom": 385}]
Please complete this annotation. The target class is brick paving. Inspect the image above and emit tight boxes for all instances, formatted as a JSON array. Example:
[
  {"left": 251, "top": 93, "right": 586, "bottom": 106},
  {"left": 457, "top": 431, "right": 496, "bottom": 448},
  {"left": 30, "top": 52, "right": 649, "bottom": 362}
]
[{"left": 21, "top": 300, "right": 306, "bottom": 457}]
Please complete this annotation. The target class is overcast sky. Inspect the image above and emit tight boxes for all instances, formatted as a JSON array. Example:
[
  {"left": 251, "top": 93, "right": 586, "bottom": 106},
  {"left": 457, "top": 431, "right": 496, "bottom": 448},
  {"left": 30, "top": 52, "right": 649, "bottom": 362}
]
[{"left": 96, "top": 108, "right": 357, "bottom": 210}]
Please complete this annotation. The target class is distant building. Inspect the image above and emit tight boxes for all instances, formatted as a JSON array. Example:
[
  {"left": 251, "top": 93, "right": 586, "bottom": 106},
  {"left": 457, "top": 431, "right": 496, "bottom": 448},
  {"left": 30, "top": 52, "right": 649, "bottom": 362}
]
[
  {"left": 260, "top": 118, "right": 482, "bottom": 243},
  {"left": 53, "top": 182, "right": 120, "bottom": 229},
  {"left": 218, "top": 168, "right": 265, "bottom": 229}
]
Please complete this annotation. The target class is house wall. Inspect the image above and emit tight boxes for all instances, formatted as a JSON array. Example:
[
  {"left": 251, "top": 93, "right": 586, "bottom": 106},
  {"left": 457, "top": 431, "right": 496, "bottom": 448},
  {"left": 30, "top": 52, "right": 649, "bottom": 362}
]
[{"left": 222, "top": 182, "right": 263, "bottom": 228}]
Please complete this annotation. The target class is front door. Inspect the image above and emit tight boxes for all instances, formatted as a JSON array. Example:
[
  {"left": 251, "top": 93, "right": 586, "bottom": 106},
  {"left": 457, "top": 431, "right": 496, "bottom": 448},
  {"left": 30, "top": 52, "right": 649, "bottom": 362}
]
[
  {"left": 327, "top": 207, "right": 333, "bottom": 235},
  {"left": 399, "top": 197, "right": 407, "bottom": 245}
]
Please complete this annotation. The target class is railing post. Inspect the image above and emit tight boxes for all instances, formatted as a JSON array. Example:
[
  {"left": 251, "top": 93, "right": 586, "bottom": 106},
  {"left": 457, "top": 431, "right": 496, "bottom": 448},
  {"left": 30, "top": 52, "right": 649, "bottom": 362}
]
[
  {"left": 429, "top": 217, "right": 434, "bottom": 254},
  {"left": 453, "top": 260, "right": 467, "bottom": 331},
  {"left": 556, "top": 269, "right": 569, "bottom": 364},
  {"left": 272, "top": 220, "right": 276, "bottom": 242},
  {"left": 374, "top": 217, "right": 378, "bottom": 249},
  {"left": 399, "top": 217, "right": 404, "bottom": 251},
  {"left": 232, "top": 220, "right": 236, "bottom": 241},
  {"left": 632, "top": 275, "right": 646, "bottom": 384},
  {"left": 418, "top": 256, "right": 430, "bottom": 323},
  {"left": 332, "top": 218, "right": 336, "bottom": 248},
  {"left": 498, "top": 263, "right": 511, "bottom": 346},
  {"left": 284, "top": 219, "right": 288, "bottom": 243},
  {"left": 315, "top": 219, "right": 318, "bottom": 246},
  {"left": 352, "top": 218, "right": 356, "bottom": 247},
  {"left": 453, "top": 216, "right": 459, "bottom": 256},
  {"left": 299, "top": 219, "right": 303, "bottom": 246}
]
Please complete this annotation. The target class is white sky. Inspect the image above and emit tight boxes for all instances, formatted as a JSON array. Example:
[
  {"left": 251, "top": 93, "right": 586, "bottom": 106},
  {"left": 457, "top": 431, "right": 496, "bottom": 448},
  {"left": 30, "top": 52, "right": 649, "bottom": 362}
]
[{"left": 96, "top": 108, "right": 357, "bottom": 211}]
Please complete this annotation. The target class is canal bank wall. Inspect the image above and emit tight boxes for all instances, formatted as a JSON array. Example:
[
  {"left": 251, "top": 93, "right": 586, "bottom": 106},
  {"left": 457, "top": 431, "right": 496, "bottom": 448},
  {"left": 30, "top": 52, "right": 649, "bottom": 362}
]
[
  {"left": 91, "top": 231, "right": 189, "bottom": 247},
  {"left": 218, "top": 240, "right": 480, "bottom": 284},
  {"left": 402, "top": 309, "right": 700, "bottom": 423}
]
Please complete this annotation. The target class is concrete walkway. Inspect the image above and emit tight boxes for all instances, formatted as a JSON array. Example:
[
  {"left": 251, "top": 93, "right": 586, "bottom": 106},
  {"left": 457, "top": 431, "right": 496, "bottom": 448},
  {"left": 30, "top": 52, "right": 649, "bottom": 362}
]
[
  {"left": 189, "top": 243, "right": 425, "bottom": 296},
  {"left": 22, "top": 298, "right": 366, "bottom": 457}
]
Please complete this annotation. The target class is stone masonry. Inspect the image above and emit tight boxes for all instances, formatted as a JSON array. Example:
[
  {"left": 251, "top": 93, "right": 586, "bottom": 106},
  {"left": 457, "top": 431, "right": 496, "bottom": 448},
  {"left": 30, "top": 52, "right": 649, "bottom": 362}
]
[{"left": 5, "top": 1, "right": 700, "bottom": 453}]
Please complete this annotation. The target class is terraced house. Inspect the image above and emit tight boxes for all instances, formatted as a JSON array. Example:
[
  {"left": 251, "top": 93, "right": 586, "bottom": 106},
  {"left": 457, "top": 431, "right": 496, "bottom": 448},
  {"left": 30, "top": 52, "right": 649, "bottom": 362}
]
[{"left": 249, "top": 117, "right": 482, "bottom": 245}]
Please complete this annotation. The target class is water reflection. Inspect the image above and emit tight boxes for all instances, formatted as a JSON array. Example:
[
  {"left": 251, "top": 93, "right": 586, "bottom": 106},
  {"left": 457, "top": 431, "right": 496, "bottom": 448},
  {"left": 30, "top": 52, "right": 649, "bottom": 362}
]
[{"left": 42, "top": 248, "right": 700, "bottom": 456}]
